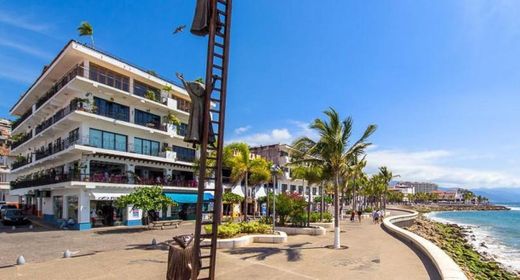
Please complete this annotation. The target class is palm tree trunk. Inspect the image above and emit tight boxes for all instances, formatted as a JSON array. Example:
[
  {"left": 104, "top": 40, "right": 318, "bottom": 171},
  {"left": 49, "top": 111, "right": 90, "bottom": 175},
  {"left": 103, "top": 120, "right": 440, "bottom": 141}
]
[
  {"left": 305, "top": 180, "right": 311, "bottom": 227},
  {"left": 333, "top": 173, "right": 341, "bottom": 249},
  {"left": 90, "top": 36, "right": 95, "bottom": 48}
]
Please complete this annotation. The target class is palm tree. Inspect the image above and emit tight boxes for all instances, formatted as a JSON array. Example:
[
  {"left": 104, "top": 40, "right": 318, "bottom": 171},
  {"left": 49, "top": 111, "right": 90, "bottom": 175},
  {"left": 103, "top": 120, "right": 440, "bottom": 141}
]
[
  {"left": 378, "top": 166, "right": 398, "bottom": 210},
  {"left": 291, "top": 164, "right": 323, "bottom": 226},
  {"left": 78, "top": 21, "right": 95, "bottom": 47},
  {"left": 225, "top": 143, "right": 270, "bottom": 220},
  {"left": 293, "top": 108, "right": 376, "bottom": 249}
]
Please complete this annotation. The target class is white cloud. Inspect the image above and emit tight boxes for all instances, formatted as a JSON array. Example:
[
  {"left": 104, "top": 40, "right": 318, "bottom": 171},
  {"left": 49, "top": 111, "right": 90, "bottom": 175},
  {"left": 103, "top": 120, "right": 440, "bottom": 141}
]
[
  {"left": 0, "top": 11, "right": 50, "bottom": 33},
  {"left": 228, "top": 128, "right": 292, "bottom": 146},
  {"left": 0, "top": 37, "right": 53, "bottom": 60},
  {"left": 366, "top": 148, "right": 520, "bottom": 189},
  {"left": 288, "top": 120, "right": 319, "bottom": 141},
  {"left": 233, "top": 125, "right": 251, "bottom": 135}
]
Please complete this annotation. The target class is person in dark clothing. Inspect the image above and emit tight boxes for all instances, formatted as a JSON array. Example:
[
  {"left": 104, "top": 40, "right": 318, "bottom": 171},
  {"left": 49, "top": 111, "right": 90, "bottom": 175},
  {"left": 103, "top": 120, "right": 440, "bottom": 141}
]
[
  {"left": 190, "top": 0, "right": 210, "bottom": 36},
  {"left": 176, "top": 73, "right": 216, "bottom": 146}
]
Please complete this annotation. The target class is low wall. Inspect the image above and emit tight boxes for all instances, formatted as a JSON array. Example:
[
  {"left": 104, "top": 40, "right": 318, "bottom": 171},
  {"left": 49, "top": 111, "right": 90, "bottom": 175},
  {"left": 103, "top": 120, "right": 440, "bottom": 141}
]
[
  {"left": 383, "top": 208, "right": 467, "bottom": 280},
  {"left": 275, "top": 226, "right": 326, "bottom": 236},
  {"left": 310, "top": 222, "right": 333, "bottom": 229},
  {"left": 201, "top": 231, "right": 288, "bottom": 249}
]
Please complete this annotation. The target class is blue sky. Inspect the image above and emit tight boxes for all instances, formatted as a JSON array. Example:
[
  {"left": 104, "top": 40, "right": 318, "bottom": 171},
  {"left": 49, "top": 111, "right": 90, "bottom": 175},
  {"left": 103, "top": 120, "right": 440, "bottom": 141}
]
[{"left": 1, "top": 1, "right": 520, "bottom": 189}]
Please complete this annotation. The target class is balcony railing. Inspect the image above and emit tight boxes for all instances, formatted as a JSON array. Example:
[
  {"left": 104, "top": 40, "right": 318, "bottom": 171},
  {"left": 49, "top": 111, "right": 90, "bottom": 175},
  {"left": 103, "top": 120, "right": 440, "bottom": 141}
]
[
  {"left": 11, "top": 172, "right": 197, "bottom": 190},
  {"left": 11, "top": 109, "right": 32, "bottom": 131},
  {"left": 35, "top": 65, "right": 85, "bottom": 110},
  {"left": 11, "top": 132, "right": 33, "bottom": 150},
  {"left": 11, "top": 156, "right": 32, "bottom": 170},
  {"left": 35, "top": 100, "right": 80, "bottom": 135},
  {"left": 34, "top": 135, "right": 80, "bottom": 161}
]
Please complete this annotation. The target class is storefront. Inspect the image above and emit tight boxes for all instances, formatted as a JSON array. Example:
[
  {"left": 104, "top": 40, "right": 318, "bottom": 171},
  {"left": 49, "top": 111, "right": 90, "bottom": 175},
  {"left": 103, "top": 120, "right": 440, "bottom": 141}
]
[{"left": 163, "top": 192, "right": 213, "bottom": 220}]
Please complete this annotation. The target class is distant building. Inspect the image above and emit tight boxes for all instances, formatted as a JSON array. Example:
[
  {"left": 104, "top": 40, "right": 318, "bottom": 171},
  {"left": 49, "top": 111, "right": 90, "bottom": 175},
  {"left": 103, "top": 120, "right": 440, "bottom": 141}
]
[
  {"left": 431, "top": 190, "right": 457, "bottom": 201},
  {"left": 0, "top": 118, "right": 13, "bottom": 203},
  {"left": 391, "top": 184, "right": 415, "bottom": 202},
  {"left": 396, "top": 181, "right": 438, "bottom": 193}
]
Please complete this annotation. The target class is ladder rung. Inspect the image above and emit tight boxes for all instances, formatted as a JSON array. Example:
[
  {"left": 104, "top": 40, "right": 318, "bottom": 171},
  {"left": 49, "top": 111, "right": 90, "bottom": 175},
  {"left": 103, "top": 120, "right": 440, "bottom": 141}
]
[
  {"left": 217, "top": 10, "right": 226, "bottom": 16},
  {"left": 204, "top": 188, "right": 215, "bottom": 191},
  {"left": 213, "top": 75, "right": 222, "bottom": 80},
  {"left": 213, "top": 53, "right": 223, "bottom": 59},
  {"left": 216, "top": 31, "right": 225, "bottom": 37},
  {"left": 200, "top": 233, "right": 213, "bottom": 238},
  {"left": 213, "top": 64, "right": 223, "bottom": 70},
  {"left": 210, "top": 98, "right": 220, "bottom": 103},
  {"left": 217, "top": 0, "right": 226, "bottom": 4},
  {"left": 200, "top": 266, "right": 211, "bottom": 270},
  {"left": 215, "top": 42, "right": 224, "bottom": 49},
  {"left": 211, "top": 120, "right": 220, "bottom": 124},
  {"left": 213, "top": 87, "right": 222, "bottom": 92},
  {"left": 200, "top": 254, "right": 212, "bottom": 259},
  {"left": 201, "top": 221, "right": 213, "bottom": 225},
  {"left": 210, "top": 109, "right": 220, "bottom": 114}
]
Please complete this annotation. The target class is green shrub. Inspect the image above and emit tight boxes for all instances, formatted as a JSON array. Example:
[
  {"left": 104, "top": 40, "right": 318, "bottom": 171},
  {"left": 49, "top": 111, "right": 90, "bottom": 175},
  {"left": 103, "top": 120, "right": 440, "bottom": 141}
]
[
  {"left": 364, "top": 207, "right": 373, "bottom": 213},
  {"left": 308, "top": 212, "right": 333, "bottom": 223},
  {"left": 290, "top": 212, "right": 307, "bottom": 227},
  {"left": 204, "top": 221, "right": 271, "bottom": 239}
]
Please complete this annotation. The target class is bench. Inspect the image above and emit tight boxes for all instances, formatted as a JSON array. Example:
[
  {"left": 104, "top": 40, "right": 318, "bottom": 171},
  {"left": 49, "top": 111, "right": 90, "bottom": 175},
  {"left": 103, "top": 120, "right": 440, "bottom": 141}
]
[{"left": 148, "top": 220, "right": 183, "bottom": 230}]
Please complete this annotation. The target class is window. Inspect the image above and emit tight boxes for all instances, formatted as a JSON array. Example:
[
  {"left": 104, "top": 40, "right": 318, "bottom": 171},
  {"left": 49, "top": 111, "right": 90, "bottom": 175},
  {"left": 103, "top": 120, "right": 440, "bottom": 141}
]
[
  {"left": 67, "top": 196, "right": 78, "bottom": 221},
  {"left": 133, "top": 80, "right": 160, "bottom": 101},
  {"left": 290, "top": 185, "right": 296, "bottom": 192},
  {"left": 68, "top": 128, "right": 79, "bottom": 143},
  {"left": 282, "top": 184, "right": 288, "bottom": 193},
  {"left": 89, "top": 128, "right": 127, "bottom": 152},
  {"left": 94, "top": 97, "right": 129, "bottom": 121},
  {"left": 89, "top": 63, "right": 129, "bottom": 92},
  {"left": 171, "top": 96, "right": 191, "bottom": 113},
  {"left": 177, "top": 123, "right": 188, "bottom": 136},
  {"left": 172, "top": 146, "right": 196, "bottom": 162},
  {"left": 134, "top": 109, "right": 161, "bottom": 129},
  {"left": 134, "top": 137, "right": 160, "bottom": 156}
]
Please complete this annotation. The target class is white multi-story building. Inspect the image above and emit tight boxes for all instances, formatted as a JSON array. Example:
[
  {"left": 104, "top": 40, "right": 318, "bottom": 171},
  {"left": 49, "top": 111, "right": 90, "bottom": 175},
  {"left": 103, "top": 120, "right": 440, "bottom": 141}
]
[
  {"left": 0, "top": 118, "right": 14, "bottom": 203},
  {"left": 8, "top": 40, "right": 202, "bottom": 230}
]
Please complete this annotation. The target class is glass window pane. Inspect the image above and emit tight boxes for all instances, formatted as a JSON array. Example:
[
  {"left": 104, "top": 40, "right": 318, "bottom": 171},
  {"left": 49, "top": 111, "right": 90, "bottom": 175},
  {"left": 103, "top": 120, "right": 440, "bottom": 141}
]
[
  {"left": 102, "top": 132, "right": 115, "bottom": 150},
  {"left": 142, "top": 140, "right": 151, "bottom": 155},
  {"left": 89, "top": 129, "right": 102, "bottom": 148},
  {"left": 134, "top": 138, "right": 142, "bottom": 154},
  {"left": 151, "top": 141, "right": 159, "bottom": 156},
  {"left": 115, "top": 135, "right": 127, "bottom": 152}
]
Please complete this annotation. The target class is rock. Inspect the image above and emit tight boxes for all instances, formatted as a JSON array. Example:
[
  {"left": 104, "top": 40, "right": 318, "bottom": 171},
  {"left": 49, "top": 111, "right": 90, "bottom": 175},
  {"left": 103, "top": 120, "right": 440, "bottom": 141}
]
[{"left": 480, "top": 242, "right": 488, "bottom": 248}]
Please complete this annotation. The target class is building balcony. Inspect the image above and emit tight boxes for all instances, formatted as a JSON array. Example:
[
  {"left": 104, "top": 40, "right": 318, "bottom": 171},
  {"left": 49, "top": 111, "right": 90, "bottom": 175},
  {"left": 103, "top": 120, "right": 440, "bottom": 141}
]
[
  {"left": 10, "top": 172, "right": 197, "bottom": 190},
  {"left": 11, "top": 132, "right": 33, "bottom": 150},
  {"left": 11, "top": 109, "right": 32, "bottom": 131}
]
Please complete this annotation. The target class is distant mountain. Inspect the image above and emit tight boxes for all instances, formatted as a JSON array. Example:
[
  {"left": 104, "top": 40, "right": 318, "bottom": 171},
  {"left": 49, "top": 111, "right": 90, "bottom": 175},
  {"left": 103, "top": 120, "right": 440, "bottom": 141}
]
[{"left": 469, "top": 187, "right": 520, "bottom": 203}]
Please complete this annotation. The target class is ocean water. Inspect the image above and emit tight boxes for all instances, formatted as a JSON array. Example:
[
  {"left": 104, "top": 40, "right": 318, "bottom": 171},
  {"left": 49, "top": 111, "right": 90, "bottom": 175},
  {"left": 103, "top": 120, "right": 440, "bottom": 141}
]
[{"left": 427, "top": 203, "right": 520, "bottom": 273}]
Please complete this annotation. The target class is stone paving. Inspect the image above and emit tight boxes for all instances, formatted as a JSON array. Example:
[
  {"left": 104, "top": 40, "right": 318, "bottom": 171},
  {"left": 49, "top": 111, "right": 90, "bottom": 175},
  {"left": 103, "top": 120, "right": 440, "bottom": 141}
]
[{"left": 0, "top": 211, "right": 440, "bottom": 279}]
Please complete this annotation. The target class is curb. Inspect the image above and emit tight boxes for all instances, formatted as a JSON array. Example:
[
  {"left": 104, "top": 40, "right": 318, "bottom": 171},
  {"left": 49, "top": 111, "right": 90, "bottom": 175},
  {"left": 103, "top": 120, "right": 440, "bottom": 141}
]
[{"left": 383, "top": 208, "right": 468, "bottom": 280}]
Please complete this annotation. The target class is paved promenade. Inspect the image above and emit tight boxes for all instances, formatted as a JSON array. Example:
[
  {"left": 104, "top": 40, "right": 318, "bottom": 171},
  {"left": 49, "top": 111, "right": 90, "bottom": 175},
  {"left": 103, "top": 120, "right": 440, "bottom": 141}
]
[{"left": 0, "top": 210, "right": 439, "bottom": 279}]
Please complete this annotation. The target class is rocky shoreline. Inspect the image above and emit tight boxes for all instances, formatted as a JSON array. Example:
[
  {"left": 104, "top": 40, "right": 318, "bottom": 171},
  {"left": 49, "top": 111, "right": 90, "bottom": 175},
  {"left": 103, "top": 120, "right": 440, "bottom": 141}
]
[
  {"left": 406, "top": 216, "right": 519, "bottom": 279},
  {"left": 403, "top": 203, "right": 510, "bottom": 213}
]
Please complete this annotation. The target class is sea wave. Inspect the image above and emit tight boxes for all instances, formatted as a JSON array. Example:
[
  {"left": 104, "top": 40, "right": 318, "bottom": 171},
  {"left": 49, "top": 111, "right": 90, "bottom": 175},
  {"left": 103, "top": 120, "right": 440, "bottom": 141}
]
[{"left": 427, "top": 213, "right": 520, "bottom": 273}]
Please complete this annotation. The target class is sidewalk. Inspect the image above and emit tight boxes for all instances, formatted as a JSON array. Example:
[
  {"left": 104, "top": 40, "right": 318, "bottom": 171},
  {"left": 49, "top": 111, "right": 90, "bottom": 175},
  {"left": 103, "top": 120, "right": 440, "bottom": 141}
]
[{"left": 0, "top": 212, "right": 439, "bottom": 279}]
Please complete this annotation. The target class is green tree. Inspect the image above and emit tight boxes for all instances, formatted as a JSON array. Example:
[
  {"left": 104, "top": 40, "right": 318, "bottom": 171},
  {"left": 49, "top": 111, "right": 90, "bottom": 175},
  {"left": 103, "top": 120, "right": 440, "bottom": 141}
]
[
  {"left": 78, "top": 21, "right": 95, "bottom": 47},
  {"left": 293, "top": 108, "right": 376, "bottom": 249},
  {"left": 291, "top": 164, "right": 323, "bottom": 226},
  {"left": 225, "top": 143, "right": 270, "bottom": 220},
  {"left": 378, "top": 166, "right": 398, "bottom": 210},
  {"left": 115, "top": 186, "right": 176, "bottom": 225}
]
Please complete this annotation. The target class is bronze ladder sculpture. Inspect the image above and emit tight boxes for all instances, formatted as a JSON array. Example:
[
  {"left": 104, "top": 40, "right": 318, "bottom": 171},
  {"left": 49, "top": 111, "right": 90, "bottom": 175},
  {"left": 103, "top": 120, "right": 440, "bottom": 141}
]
[{"left": 191, "top": 0, "right": 232, "bottom": 279}]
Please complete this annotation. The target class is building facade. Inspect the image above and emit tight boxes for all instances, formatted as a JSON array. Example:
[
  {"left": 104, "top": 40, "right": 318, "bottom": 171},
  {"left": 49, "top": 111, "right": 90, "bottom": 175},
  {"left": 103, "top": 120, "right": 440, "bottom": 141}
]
[
  {"left": 9, "top": 40, "right": 201, "bottom": 230},
  {"left": 249, "top": 144, "right": 321, "bottom": 202},
  {"left": 395, "top": 181, "right": 438, "bottom": 193},
  {"left": 0, "top": 118, "right": 12, "bottom": 203}
]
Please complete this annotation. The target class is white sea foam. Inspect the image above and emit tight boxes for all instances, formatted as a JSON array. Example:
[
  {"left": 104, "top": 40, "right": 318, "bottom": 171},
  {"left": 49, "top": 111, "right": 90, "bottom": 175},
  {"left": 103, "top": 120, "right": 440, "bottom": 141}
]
[{"left": 428, "top": 213, "right": 520, "bottom": 273}]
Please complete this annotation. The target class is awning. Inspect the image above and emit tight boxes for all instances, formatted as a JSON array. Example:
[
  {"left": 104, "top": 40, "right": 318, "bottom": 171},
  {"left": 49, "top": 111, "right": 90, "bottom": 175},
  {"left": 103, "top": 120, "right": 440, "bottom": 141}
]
[
  {"left": 164, "top": 192, "right": 213, "bottom": 204},
  {"left": 89, "top": 192, "right": 124, "bottom": 201}
]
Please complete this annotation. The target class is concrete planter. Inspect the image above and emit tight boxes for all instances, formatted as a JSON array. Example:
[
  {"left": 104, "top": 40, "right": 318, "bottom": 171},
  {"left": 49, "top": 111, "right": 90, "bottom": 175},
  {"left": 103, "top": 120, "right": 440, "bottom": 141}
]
[
  {"left": 201, "top": 231, "right": 287, "bottom": 249},
  {"left": 274, "top": 226, "right": 326, "bottom": 236},
  {"left": 310, "top": 222, "right": 333, "bottom": 229}
]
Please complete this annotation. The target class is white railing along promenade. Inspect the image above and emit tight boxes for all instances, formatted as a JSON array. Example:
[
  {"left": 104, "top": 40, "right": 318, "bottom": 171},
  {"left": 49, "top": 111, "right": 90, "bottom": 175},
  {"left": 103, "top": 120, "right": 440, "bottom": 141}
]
[{"left": 383, "top": 207, "right": 468, "bottom": 280}]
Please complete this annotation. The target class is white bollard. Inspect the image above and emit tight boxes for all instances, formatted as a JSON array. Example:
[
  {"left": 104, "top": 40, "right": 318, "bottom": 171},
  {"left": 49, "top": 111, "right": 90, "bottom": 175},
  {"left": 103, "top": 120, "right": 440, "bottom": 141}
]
[
  {"left": 29, "top": 224, "right": 33, "bottom": 230},
  {"left": 11, "top": 226, "right": 15, "bottom": 230},
  {"left": 63, "top": 249, "right": 72, "bottom": 258},
  {"left": 16, "top": 256, "right": 26, "bottom": 265},
  {"left": 151, "top": 238, "right": 157, "bottom": 246}
]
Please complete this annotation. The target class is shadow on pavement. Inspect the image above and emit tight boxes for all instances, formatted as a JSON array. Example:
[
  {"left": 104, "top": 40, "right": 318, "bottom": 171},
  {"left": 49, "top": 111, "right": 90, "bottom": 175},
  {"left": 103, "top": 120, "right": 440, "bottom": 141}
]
[
  {"left": 225, "top": 242, "right": 323, "bottom": 262},
  {"left": 94, "top": 227, "right": 147, "bottom": 235}
]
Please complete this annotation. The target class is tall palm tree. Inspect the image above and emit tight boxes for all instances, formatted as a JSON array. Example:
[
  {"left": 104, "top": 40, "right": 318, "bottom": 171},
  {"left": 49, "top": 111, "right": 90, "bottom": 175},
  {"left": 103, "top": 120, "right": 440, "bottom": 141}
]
[
  {"left": 225, "top": 143, "right": 270, "bottom": 220},
  {"left": 78, "top": 21, "right": 95, "bottom": 47},
  {"left": 378, "top": 166, "right": 398, "bottom": 210},
  {"left": 293, "top": 108, "right": 376, "bottom": 249}
]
